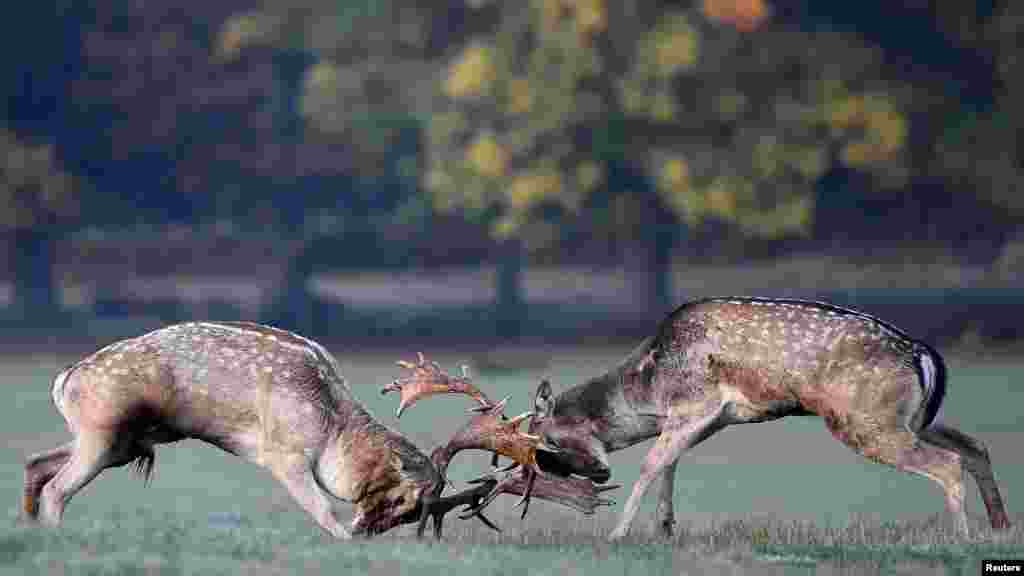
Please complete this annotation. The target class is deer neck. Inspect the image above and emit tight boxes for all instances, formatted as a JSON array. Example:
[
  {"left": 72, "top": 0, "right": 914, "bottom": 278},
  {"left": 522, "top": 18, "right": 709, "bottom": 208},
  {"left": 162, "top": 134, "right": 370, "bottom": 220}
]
[{"left": 316, "top": 407, "right": 436, "bottom": 504}]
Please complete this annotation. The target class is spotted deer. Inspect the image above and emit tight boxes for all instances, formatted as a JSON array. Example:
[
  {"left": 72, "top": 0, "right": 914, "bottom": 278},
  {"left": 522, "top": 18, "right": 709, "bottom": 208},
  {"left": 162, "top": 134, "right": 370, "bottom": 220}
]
[
  {"left": 22, "top": 322, "right": 614, "bottom": 538},
  {"left": 523, "top": 297, "right": 1011, "bottom": 540}
]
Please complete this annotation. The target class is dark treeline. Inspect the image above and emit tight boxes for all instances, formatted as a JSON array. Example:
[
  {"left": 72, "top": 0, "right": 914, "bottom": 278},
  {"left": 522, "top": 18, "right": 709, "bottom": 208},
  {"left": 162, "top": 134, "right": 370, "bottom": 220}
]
[{"left": 1, "top": 0, "right": 1020, "bottom": 343}]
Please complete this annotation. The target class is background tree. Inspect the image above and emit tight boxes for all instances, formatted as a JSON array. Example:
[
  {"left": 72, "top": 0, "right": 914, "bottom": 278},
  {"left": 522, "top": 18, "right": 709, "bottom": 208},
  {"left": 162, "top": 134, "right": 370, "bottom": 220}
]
[
  {"left": 422, "top": 0, "right": 913, "bottom": 328},
  {"left": 0, "top": 130, "right": 80, "bottom": 316}
]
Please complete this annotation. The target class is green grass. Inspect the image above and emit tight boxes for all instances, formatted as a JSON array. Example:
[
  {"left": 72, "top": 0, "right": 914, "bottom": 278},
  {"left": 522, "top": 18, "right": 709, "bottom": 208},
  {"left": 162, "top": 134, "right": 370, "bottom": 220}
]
[
  {"left": 1, "top": 349, "right": 1022, "bottom": 574},
  {"left": 2, "top": 509, "right": 1022, "bottom": 575}
]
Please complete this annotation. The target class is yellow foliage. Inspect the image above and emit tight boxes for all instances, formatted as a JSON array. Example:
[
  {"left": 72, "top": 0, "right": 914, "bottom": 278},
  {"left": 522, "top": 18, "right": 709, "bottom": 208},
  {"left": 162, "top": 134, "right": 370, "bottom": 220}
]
[
  {"left": 507, "top": 170, "right": 563, "bottom": 210},
  {"left": 705, "top": 183, "right": 737, "bottom": 219},
  {"left": 793, "top": 145, "right": 828, "bottom": 180},
  {"left": 652, "top": 16, "right": 699, "bottom": 76},
  {"left": 507, "top": 77, "right": 533, "bottom": 114},
  {"left": 444, "top": 43, "right": 497, "bottom": 99},
  {"left": 829, "top": 94, "right": 867, "bottom": 131},
  {"left": 571, "top": 0, "right": 607, "bottom": 36},
  {"left": 540, "top": 0, "right": 563, "bottom": 33},
  {"left": 618, "top": 79, "right": 650, "bottom": 115},
  {"left": 576, "top": 161, "right": 602, "bottom": 193},
  {"left": 831, "top": 93, "right": 906, "bottom": 165},
  {"left": 840, "top": 141, "right": 875, "bottom": 166},
  {"left": 651, "top": 91, "right": 677, "bottom": 122},
  {"left": 466, "top": 132, "right": 509, "bottom": 178},
  {"left": 428, "top": 112, "right": 467, "bottom": 149},
  {"left": 659, "top": 157, "right": 690, "bottom": 193},
  {"left": 753, "top": 137, "right": 781, "bottom": 178},
  {"left": 491, "top": 213, "right": 522, "bottom": 239},
  {"left": 868, "top": 104, "right": 906, "bottom": 157},
  {"left": 716, "top": 90, "right": 747, "bottom": 120},
  {"left": 701, "top": 0, "right": 769, "bottom": 32},
  {"left": 306, "top": 61, "right": 337, "bottom": 92}
]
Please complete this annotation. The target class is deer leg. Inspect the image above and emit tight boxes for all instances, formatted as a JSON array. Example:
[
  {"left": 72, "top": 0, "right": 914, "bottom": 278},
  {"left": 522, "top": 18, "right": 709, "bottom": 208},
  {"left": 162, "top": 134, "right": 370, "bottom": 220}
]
[
  {"left": 654, "top": 458, "right": 679, "bottom": 539},
  {"left": 920, "top": 423, "right": 1011, "bottom": 530},
  {"left": 266, "top": 454, "right": 351, "bottom": 540},
  {"left": 829, "top": 414, "right": 969, "bottom": 537},
  {"left": 22, "top": 443, "right": 73, "bottom": 521},
  {"left": 39, "top": 431, "right": 125, "bottom": 526},
  {"left": 608, "top": 404, "right": 725, "bottom": 541}
]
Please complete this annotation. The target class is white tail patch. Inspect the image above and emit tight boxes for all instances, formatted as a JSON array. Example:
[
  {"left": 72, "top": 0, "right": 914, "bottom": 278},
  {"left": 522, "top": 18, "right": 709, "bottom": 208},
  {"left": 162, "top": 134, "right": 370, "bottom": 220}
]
[
  {"left": 918, "top": 352, "right": 935, "bottom": 397},
  {"left": 916, "top": 350, "right": 944, "bottom": 430},
  {"left": 51, "top": 365, "right": 74, "bottom": 414}
]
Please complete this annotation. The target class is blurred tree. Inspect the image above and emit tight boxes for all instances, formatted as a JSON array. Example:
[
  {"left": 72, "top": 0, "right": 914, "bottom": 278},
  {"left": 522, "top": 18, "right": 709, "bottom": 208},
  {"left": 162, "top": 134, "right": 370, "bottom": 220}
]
[
  {"left": 928, "top": 1, "right": 1022, "bottom": 217},
  {"left": 0, "top": 0, "right": 85, "bottom": 318},
  {"left": 422, "top": 0, "right": 912, "bottom": 329},
  {"left": 217, "top": 1, "right": 439, "bottom": 334},
  {"left": 0, "top": 129, "right": 80, "bottom": 315},
  {"left": 926, "top": 0, "right": 1023, "bottom": 279}
]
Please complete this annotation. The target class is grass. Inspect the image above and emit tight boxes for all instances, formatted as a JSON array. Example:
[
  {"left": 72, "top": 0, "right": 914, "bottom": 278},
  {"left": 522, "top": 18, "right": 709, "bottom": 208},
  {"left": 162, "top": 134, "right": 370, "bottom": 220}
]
[
  {"left": 2, "top": 349, "right": 1022, "bottom": 575},
  {"left": 2, "top": 509, "right": 1022, "bottom": 575}
]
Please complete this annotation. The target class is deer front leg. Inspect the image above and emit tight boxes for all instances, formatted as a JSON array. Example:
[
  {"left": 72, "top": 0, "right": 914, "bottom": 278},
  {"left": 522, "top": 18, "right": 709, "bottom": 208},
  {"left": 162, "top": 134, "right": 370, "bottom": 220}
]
[
  {"left": 654, "top": 458, "right": 679, "bottom": 538},
  {"left": 608, "top": 404, "right": 725, "bottom": 542},
  {"left": 266, "top": 454, "right": 351, "bottom": 540}
]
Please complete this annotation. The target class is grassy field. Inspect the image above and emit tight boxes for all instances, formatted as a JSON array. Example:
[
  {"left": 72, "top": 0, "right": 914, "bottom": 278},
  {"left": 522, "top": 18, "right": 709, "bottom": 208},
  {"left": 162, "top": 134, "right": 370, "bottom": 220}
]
[{"left": 1, "top": 347, "right": 1022, "bottom": 575}]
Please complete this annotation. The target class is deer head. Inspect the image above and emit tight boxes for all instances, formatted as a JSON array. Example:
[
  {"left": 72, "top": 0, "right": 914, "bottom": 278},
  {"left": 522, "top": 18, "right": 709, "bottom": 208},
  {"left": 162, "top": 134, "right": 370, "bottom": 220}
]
[
  {"left": 383, "top": 353, "right": 617, "bottom": 525},
  {"left": 525, "top": 379, "right": 613, "bottom": 484}
]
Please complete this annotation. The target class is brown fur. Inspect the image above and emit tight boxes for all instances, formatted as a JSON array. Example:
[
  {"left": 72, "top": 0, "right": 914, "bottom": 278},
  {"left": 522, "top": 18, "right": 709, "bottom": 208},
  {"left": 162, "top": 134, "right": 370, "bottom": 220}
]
[
  {"left": 22, "top": 322, "right": 438, "bottom": 538},
  {"left": 531, "top": 297, "right": 1011, "bottom": 540}
]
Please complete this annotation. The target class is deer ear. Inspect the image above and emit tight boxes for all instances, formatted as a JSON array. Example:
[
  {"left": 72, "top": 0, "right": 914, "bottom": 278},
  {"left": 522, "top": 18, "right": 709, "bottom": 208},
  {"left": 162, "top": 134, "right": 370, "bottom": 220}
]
[{"left": 534, "top": 379, "right": 553, "bottom": 417}]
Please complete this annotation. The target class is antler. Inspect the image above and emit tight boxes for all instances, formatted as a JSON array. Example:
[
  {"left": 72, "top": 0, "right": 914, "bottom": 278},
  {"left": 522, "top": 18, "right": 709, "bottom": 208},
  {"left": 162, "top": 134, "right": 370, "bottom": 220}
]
[
  {"left": 429, "top": 399, "right": 564, "bottom": 519},
  {"left": 459, "top": 466, "right": 618, "bottom": 521},
  {"left": 415, "top": 463, "right": 618, "bottom": 539},
  {"left": 415, "top": 479, "right": 502, "bottom": 539},
  {"left": 381, "top": 352, "right": 490, "bottom": 417},
  {"left": 386, "top": 353, "right": 617, "bottom": 532}
]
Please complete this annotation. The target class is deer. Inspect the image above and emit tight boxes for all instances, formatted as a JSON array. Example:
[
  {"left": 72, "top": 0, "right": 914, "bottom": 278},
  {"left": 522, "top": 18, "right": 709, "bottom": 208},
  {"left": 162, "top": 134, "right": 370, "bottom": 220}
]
[
  {"left": 514, "top": 297, "right": 1009, "bottom": 541},
  {"left": 21, "top": 322, "right": 615, "bottom": 539}
]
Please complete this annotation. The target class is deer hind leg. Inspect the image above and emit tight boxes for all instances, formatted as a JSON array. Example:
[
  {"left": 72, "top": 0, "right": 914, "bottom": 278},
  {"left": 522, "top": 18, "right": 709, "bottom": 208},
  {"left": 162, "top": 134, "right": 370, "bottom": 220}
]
[
  {"left": 828, "top": 414, "right": 968, "bottom": 537},
  {"left": 608, "top": 403, "right": 726, "bottom": 541},
  {"left": 654, "top": 458, "right": 679, "bottom": 538},
  {"left": 22, "top": 443, "right": 73, "bottom": 521},
  {"left": 266, "top": 454, "right": 351, "bottom": 540},
  {"left": 38, "top": 429, "right": 134, "bottom": 526},
  {"left": 920, "top": 423, "right": 1011, "bottom": 530}
]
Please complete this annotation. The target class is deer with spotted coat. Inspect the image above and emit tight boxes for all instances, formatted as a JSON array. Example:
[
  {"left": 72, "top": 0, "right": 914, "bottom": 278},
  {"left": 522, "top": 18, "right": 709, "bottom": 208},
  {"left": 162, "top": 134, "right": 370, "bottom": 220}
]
[
  {"left": 523, "top": 297, "right": 1011, "bottom": 540},
  {"left": 21, "top": 322, "right": 615, "bottom": 538}
]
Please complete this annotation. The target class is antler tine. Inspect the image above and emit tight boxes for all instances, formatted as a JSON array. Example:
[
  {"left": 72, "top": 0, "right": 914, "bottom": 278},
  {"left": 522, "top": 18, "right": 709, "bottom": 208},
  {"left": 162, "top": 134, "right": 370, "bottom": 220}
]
[
  {"left": 458, "top": 466, "right": 619, "bottom": 521},
  {"left": 417, "top": 479, "right": 503, "bottom": 539},
  {"left": 382, "top": 353, "right": 491, "bottom": 418}
]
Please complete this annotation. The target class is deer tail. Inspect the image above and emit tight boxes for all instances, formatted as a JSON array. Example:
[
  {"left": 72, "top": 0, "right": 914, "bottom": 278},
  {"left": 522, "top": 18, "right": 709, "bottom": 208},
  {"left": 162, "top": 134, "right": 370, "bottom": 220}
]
[
  {"left": 131, "top": 448, "right": 156, "bottom": 485},
  {"left": 914, "top": 344, "right": 947, "bottom": 431}
]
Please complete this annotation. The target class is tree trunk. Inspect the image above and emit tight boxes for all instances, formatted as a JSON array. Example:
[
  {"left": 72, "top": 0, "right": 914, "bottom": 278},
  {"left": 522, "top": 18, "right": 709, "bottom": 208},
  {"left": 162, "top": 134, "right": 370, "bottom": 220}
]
[
  {"left": 266, "top": 239, "right": 318, "bottom": 336},
  {"left": 625, "top": 212, "right": 674, "bottom": 322},
  {"left": 495, "top": 236, "right": 524, "bottom": 340},
  {"left": 11, "top": 227, "right": 59, "bottom": 318}
]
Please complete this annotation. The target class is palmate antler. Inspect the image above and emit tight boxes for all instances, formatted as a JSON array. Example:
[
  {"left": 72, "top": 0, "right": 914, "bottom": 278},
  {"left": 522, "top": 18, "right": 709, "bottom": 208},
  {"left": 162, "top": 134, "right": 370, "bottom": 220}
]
[
  {"left": 384, "top": 353, "right": 618, "bottom": 531},
  {"left": 381, "top": 352, "right": 490, "bottom": 417}
]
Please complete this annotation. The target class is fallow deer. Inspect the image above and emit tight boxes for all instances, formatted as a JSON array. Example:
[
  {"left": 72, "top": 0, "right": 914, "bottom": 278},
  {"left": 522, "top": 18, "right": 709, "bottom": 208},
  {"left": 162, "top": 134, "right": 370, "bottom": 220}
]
[
  {"left": 522, "top": 298, "right": 1010, "bottom": 540},
  {"left": 21, "top": 322, "right": 614, "bottom": 539}
]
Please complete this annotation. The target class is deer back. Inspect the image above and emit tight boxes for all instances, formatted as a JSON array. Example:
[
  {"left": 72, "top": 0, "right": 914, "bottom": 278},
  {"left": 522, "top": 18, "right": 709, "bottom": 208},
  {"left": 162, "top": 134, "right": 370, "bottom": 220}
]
[{"left": 54, "top": 322, "right": 363, "bottom": 452}]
